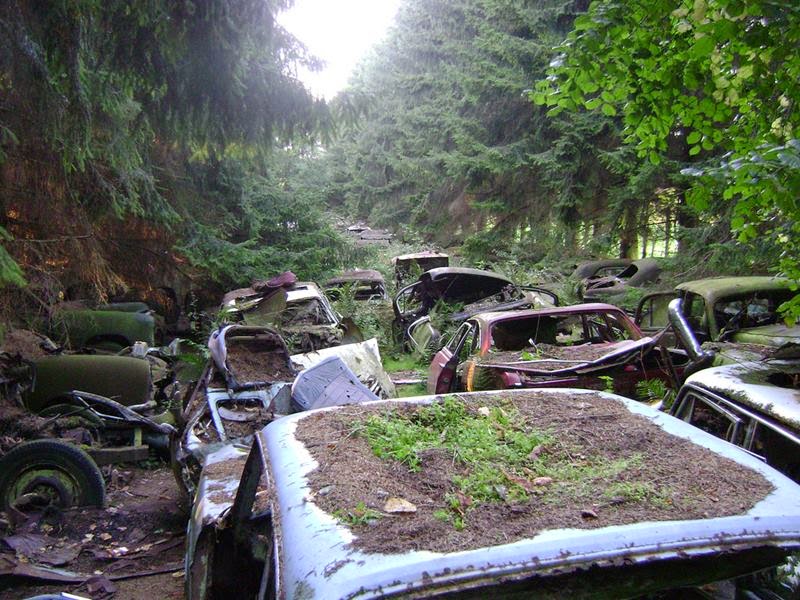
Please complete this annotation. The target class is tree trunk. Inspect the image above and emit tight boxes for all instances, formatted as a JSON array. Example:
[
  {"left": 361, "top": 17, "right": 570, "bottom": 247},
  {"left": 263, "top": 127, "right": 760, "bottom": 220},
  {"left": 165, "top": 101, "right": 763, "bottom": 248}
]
[
  {"left": 676, "top": 193, "right": 697, "bottom": 254},
  {"left": 640, "top": 199, "right": 650, "bottom": 258},
  {"left": 619, "top": 201, "right": 639, "bottom": 259}
]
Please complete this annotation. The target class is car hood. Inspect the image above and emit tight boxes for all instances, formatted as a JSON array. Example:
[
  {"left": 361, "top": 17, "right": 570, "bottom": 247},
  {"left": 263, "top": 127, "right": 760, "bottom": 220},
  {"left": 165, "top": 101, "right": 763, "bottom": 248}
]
[
  {"left": 475, "top": 338, "right": 657, "bottom": 376},
  {"left": 732, "top": 323, "right": 800, "bottom": 346},
  {"left": 685, "top": 360, "right": 800, "bottom": 432},
  {"left": 261, "top": 390, "right": 800, "bottom": 599}
]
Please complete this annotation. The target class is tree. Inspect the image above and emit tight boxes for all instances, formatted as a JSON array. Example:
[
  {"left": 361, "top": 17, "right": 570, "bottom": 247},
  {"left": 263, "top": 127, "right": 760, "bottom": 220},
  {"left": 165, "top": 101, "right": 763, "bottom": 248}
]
[
  {"left": 536, "top": 0, "right": 800, "bottom": 319},
  {"left": 0, "top": 0, "right": 334, "bottom": 299},
  {"left": 325, "top": 0, "right": 640, "bottom": 263}
]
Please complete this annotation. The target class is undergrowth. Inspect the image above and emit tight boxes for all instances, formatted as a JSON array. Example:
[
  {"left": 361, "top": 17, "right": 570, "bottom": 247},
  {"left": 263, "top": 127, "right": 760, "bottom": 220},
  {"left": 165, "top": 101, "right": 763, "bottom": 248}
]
[{"left": 353, "top": 397, "right": 654, "bottom": 529}]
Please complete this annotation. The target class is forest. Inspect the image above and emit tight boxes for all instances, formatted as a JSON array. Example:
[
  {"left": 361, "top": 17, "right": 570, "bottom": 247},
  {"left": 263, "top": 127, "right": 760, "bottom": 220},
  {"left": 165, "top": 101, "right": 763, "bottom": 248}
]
[
  {"left": 0, "top": 0, "right": 798, "bottom": 321},
  {"left": 2, "top": 2, "right": 800, "bottom": 598}
]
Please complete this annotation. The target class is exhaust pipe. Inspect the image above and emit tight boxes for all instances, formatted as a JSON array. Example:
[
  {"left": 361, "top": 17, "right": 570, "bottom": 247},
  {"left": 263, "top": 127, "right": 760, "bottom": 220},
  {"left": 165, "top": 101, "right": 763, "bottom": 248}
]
[{"left": 667, "top": 298, "right": 715, "bottom": 375}]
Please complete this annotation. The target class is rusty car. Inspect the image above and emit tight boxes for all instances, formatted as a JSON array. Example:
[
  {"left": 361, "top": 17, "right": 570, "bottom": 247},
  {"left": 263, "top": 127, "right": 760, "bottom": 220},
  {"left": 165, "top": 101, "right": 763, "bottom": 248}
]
[
  {"left": 394, "top": 267, "right": 558, "bottom": 350},
  {"left": 577, "top": 258, "right": 662, "bottom": 302},
  {"left": 172, "top": 324, "right": 395, "bottom": 497},
  {"left": 636, "top": 276, "right": 799, "bottom": 349},
  {"left": 221, "top": 273, "right": 362, "bottom": 353},
  {"left": 183, "top": 387, "right": 800, "bottom": 599},
  {"left": 323, "top": 269, "right": 388, "bottom": 301},
  {"left": 0, "top": 336, "right": 181, "bottom": 510},
  {"left": 427, "top": 303, "right": 687, "bottom": 397}
]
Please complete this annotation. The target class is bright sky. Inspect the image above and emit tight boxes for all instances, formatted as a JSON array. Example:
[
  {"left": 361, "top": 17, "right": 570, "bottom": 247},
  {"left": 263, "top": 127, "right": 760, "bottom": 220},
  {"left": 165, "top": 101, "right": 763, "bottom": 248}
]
[{"left": 277, "top": 0, "right": 402, "bottom": 99}]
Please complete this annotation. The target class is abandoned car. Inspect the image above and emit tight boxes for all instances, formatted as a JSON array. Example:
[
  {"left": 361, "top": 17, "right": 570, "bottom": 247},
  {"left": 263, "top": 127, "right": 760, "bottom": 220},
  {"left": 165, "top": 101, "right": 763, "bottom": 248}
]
[
  {"left": 394, "top": 267, "right": 558, "bottom": 349},
  {"left": 427, "top": 304, "right": 686, "bottom": 396},
  {"left": 184, "top": 388, "right": 800, "bottom": 599},
  {"left": 391, "top": 250, "right": 449, "bottom": 288},
  {"left": 0, "top": 338, "right": 180, "bottom": 510},
  {"left": 671, "top": 359, "right": 800, "bottom": 482},
  {"left": 578, "top": 258, "right": 662, "bottom": 302},
  {"left": 323, "top": 269, "right": 388, "bottom": 301},
  {"left": 173, "top": 324, "right": 395, "bottom": 497},
  {"left": 636, "top": 276, "right": 799, "bottom": 348},
  {"left": 48, "top": 301, "right": 157, "bottom": 351},
  {"left": 221, "top": 273, "right": 362, "bottom": 353}
]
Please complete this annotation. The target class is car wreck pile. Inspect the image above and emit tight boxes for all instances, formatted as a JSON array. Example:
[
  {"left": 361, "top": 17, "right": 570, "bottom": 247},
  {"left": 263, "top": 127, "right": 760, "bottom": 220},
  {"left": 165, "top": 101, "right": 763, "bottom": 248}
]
[{"left": 3, "top": 259, "right": 800, "bottom": 599}]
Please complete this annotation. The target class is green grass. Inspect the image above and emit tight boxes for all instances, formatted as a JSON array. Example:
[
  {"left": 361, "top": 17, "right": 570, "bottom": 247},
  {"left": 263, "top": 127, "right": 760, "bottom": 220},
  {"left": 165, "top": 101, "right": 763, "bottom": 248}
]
[
  {"left": 333, "top": 501, "right": 382, "bottom": 526},
  {"left": 382, "top": 352, "right": 427, "bottom": 373},
  {"left": 352, "top": 396, "right": 651, "bottom": 529},
  {"left": 396, "top": 382, "right": 427, "bottom": 398}
]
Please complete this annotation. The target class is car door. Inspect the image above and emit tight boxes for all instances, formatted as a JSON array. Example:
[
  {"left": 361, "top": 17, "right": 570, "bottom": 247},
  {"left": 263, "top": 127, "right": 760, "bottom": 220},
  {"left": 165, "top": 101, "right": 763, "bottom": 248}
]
[
  {"left": 427, "top": 321, "right": 474, "bottom": 394},
  {"left": 634, "top": 291, "right": 677, "bottom": 337}
]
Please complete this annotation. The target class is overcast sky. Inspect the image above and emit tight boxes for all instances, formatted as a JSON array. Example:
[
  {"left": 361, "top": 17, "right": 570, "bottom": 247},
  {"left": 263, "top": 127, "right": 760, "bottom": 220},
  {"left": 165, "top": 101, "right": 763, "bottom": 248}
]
[{"left": 277, "top": 0, "right": 402, "bottom": 99}]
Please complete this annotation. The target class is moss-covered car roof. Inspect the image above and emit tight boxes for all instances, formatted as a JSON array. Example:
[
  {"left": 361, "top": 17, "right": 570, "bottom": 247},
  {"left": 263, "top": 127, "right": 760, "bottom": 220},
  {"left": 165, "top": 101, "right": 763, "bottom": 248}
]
[{"left": 677, "top": 276, "right": 791, "bottom": 305}]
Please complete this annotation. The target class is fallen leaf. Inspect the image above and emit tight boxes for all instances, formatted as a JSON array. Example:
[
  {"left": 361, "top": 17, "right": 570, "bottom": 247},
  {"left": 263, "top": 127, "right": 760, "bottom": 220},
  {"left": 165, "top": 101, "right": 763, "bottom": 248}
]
[
  {"left": 532, "top": 477, "right": 553, "bottom": 486},
  {"left": 384, "top": 497, "right": 417, "bottom": 513},
  {"left": 529, "top": 445, "right": 544, "bottom": 460},
  {"left": 581, "top": 509, "right": 598, "bottom": 519},
  {"left": 99, "top": 533, "right": 113, "bottom": 541},
  {"left": 477, "top": 406, "right": 491, "bottom": 416}
]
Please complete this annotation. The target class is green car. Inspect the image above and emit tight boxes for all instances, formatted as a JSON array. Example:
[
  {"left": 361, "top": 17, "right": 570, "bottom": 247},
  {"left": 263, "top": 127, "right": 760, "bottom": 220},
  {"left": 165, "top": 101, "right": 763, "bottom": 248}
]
[
  {"left": 49, "top": 302, "right": 156, "bottom": 351},
  {"left": 636, "top": 276, "right": 799, "bottom": 348}
]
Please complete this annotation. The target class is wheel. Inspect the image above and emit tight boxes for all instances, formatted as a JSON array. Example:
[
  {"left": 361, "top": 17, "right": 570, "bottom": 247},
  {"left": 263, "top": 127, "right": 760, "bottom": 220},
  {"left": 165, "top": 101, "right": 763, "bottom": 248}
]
[{"left": 0, "top": 440, "right": 106, "bottom": 510}]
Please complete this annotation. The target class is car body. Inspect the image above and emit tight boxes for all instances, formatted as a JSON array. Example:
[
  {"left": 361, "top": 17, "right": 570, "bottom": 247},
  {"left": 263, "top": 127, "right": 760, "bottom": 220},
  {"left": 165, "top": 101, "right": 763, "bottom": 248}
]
[
  {"left": 0, "top": 342, "right": 179, "bottom": 509},
  {"left": 578, "top": 258, "right": 662, "bottom": 301},
  {"left": 323, "top": 269, "right": 388, "bottom": 301},
  {"left": 185, "top": 388, "right": 800, "bottom": 599},
  {"left": 222, "top": 278, "right": 362, "bottom": 353},
  {"left": 391, "top": 250, "right": 449, "bottom": 287},
  {"left": 173, "top": 325, "right": 394, "bottom": 497},
  {"left": 671, "top": 360, "right": 800, "bottom": 482},
  {"left": 427, "top": 304, "right": 687, "bottom": 396},
  {"left": 572, "top": 258, "right": 636, "bottom": 280},
  {"left": 49, "top": 303, "right": 156, "bottom": 351},
  {"left": 394, "top": 267, "right": 557, "bottom": 349},
  {"left": 637, "top": 276, "right": 799, "bottom": 347}
]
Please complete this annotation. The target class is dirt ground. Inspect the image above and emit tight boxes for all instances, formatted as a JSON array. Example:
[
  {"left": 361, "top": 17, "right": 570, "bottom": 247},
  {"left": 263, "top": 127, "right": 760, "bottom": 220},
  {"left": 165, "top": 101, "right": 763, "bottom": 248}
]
[
  {"left": 297, "top": 390, "right": 772, "bottom": 555},
  {"left": 0, "top": 465, "right": 187, "bottom": 600}
]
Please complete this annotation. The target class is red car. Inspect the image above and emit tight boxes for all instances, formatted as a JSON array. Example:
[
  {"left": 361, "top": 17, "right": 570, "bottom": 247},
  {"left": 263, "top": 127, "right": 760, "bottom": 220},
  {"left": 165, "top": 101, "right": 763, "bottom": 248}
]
[{"left": 427, "top": 303, "right": 688, "bottom": 397}]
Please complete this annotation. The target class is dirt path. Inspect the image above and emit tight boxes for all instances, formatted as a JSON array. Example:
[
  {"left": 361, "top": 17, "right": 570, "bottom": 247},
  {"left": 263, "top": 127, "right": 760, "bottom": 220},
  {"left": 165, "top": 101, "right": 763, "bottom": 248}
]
[{"left": 1, "top": 465, "right": 187, "bottom": 600}]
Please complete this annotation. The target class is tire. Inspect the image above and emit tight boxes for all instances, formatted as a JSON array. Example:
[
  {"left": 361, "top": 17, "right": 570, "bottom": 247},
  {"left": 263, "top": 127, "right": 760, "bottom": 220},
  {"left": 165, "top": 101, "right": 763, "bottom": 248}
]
[{"left": 0, "top": 440, "right": 106, "bottom": 511}]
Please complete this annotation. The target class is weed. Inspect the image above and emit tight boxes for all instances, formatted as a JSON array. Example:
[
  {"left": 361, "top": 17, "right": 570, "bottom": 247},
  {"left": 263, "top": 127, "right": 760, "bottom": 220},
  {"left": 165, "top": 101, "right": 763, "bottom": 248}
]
[
  {"left": 603, "top": 481, "right": 671, "bottom": 508},
  {"left": 358, "top": 397, "right": 553, "bottom": 526},
  {"left": 396, "top": 382, "right": 427, "bottom": 398},
  {"left": 333, "top": 501, "right": 382, "bottom": 526},
  {"left": 635, "top": 378, "right": 675, "bottom": 406},
  {"left": 352, "top": 396, "right": 670, "bottom": 530},
  {"left": 383, "top": 353, "right": 427, "bottom": 374},
  {"left": 599, "top": 375, "right": 615, "bottom": 393}
]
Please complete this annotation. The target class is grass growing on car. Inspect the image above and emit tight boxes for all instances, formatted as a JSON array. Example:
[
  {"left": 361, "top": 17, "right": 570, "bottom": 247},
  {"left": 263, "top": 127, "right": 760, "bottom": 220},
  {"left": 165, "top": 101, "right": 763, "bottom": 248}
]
[{"left": 355, "top": 396, "right": 647, "bottom": 529}]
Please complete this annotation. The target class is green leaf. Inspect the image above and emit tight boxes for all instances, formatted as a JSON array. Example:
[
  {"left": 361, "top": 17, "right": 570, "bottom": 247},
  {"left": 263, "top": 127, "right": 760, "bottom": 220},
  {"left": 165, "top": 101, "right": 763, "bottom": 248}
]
[
  {"left": 585, "top": 98, "right": 602, "bottom": 110},
  {"left": 601, "top": 103, "right": 617, "bottom": 116},
  {"left": 686, "top": 131, "right": 701, "bottom": 145},
  {"left": 691, "top": 36, "right": 715, "bottom": 59},
  {"left": 689, "top": 145, "right": 701, "bottom": 156}
]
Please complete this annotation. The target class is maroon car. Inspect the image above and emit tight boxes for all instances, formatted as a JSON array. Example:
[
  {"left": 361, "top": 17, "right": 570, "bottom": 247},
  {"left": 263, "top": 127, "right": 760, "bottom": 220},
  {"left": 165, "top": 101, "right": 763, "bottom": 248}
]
[{"left": 427, "top": 303, "right": 688, "bottom": 397}]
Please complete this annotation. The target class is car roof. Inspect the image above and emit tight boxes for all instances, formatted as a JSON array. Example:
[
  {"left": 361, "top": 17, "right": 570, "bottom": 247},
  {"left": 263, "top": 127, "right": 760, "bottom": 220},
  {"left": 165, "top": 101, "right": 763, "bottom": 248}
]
[
  {"left": 685, "top": 360, "right": 800, "bottom": 431},
  {"left": 422, "top": 266, "right": 513, "bottom": 282},
  {"left": 325, "top": 269, "right": 385, "bottom": 285},
  {"left": 677, "top": 276, "right": 791, "bottom": 304},
  {"left": 261, "top": 389, "right": 800, "bottom": 599},
  {"left": 470, "top": 303, "right": 628, "bottom": 325},
  {"left": 392, "top": 251, "right": 449, "bottom": 263},
  {"left": 285, "top": 282, "right": 325, "bottom": 302}
]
